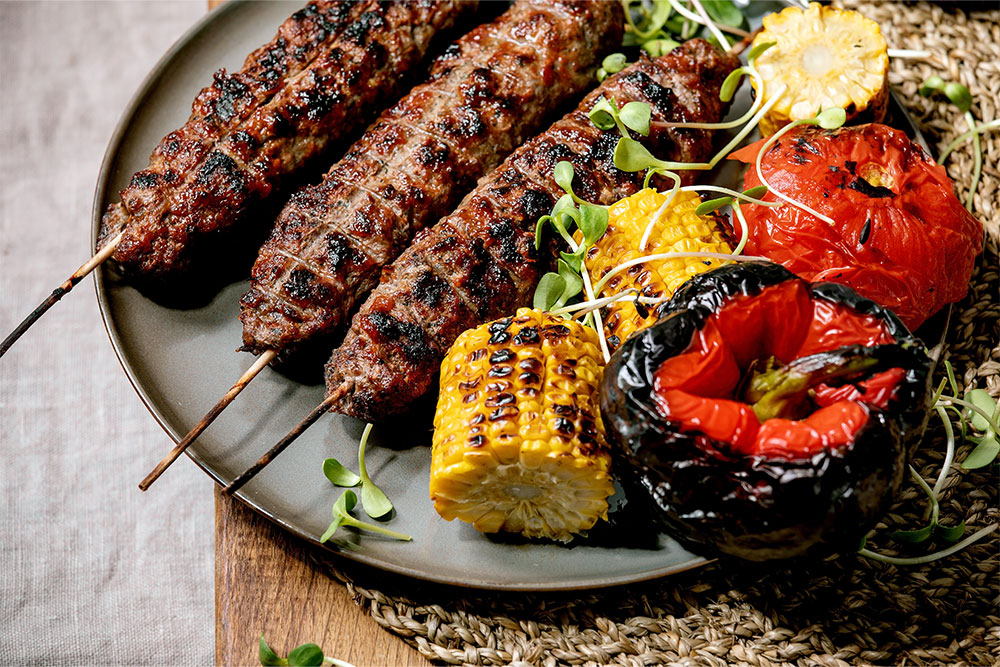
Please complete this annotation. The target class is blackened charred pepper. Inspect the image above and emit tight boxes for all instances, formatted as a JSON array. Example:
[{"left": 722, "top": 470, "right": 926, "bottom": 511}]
[{"left": 601, "top": 263, "right": 931, "bottom": 561}]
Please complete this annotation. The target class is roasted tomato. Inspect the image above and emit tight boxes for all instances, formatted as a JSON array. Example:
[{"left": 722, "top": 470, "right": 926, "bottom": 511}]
[
  {"left": 601, "top": 263, "right": 931, "bottom": 561},
  {"left": 729, "top": 123, "right": 983, "bottom": 330}
]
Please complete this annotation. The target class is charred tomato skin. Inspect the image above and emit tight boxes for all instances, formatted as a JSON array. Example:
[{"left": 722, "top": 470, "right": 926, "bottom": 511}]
[{"left": 601, "top": 263, "right": 931, "bottom": 561}]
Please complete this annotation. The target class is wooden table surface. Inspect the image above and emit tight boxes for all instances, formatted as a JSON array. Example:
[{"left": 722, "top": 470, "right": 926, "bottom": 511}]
[{"left": 215, "top": 488, "right": 431, "bottom": 667}]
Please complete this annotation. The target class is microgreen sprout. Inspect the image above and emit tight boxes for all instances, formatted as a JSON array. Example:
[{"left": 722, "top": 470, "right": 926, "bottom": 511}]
[
  {"left": 259, "top": 635, "right": 356, "bottom": 667},
  {"left": 597, "top": 53, "right": 629, "bottom": 82},
  {"left": 730, "top": 199, "right": 749, "bottom": 256},
  {"left": 859, "top": 524, "right": 998, "bottom": 566},
  {"left": 657, "top": 42, "right": 774, "bottom": 130},
  {"left": 693, "top": 185, "right": 769, "bottom": 216},
  {"left": 639, "top": 173, "right": 681, "bottom": 251},
  {"left": 320, "top": 490, "right": 411, "bottom": 543},
  {"left": 751, "top": 107, "right": 846, "bottom": 226},
  {"left": 919, "top": 75, "right": 1000, "bottom": 210},
  {"left": 589, "top": 97, "right": 651, "bottom": 138},
  {"left": 680, "top": 184, "right": 779, "bottom": 208},
  {"left": 615, "top": 81, "right": 790, "bottom": 180},
  {"left": 623, "top": 0, "right": 747, "bottom": 58},
  {"left": 533, "top": 161, "right": 608, "bottom": 319},
  {"left": 859, "top": 359, "right": 999, "bottom": 565},
  {"left": 323, "top": 423, "right": 393, "bottom": 518}
]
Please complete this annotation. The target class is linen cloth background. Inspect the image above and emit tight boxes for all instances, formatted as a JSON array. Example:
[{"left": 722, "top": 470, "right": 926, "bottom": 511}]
[{"left": 1, "top": 2, "right": 214, "bottom": 664}]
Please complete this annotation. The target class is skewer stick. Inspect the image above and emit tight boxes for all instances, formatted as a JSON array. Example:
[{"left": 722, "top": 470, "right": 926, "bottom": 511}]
[
  {"left": 138, "top": 349, "right": 278, "bottom": 491},
  {"left": 223, "top": 383, "right": 351, "bottom": 495},
  {"left": 1, "top": 231, "right": 123, "bottom": 358}
]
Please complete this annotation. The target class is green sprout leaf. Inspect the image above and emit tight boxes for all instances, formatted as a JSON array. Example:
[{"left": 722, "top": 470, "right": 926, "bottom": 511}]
[
  {"left": 614, "top": 137, "right": 665, "bottom": 172},
  {"left": 919, "top": 76, "right": 973, "bottom": 113},
  {"left": 919, "top": 75, "right": 946, "bottom": 97},
  {"left": 746, "top": 41, "right": 776, "bottom": 63},
  {"left": 742, "top": 185, "right": 769, "bottom": 199},
  {"left": 944, "top": 359, "right": 959, "bottom": 396},
  {"left": 642, "top": 38, "right": 680, "bottom": 57},
  {"left": 260, "top": 636, "right": 286, "bottom": 666},
  {"left": 533, "top": 272, "right": 566, "bottom": 311},
  {"left": 322, "top": 459, "right": 361, "bottom": 488},
  {"left": 817, "top": 107, "right": 847, "bottom": 130},
  {"left": 719, "top": 68, "right": 745, "bottom": 103},
  {"left": 702, "top": 0, "right": 744, "bottom": 27},
  {"left": 556, "top": 259, "right": 583, "bottom": 306},
  {"left": 647, "top": 0, "right": 672, "bottom": 33},
  {"left": 962, "top": 433, "right": 999, "bottom": 469},
  {"left": 943, "top": 82, "right": 972, "bottom": 113},
  {"left": 361, "top": 483, "right": 392, "bottom": 520},
  {"left": 560, "top": 248, "right": 584, "bottom": 273},
  {"left": 578, "top": 204, "right": 609, "bottom": 245},
  {"left": 891, "top": 524, "right": 934, "bottom": 544},
  {"left": 602, "top": 53, "right": 628, "bottom": 75},
  {"left": 619, "top": 102, "right": 651, "bottom": 137},
  {"left": 936, "top": 520, "right": 966, "bottom": 543},
  {"left": 588, "top": 97, "right": 618, "bottom": 131},
  {"left": 324, "top": 490, "right": 412, "bottom": 542},
  {"left": 320, "top": 491, "right": 356, "bottom": 543},
  {"left": 357, "top": 423, "right": 393, "bottom": 519},
  {"left": 554, "top": 161, "right": 575, "bottom": 195},
  {"left": 287, "top": 644, "right": 325, "bottom": 667},
  {"left": 695, "top": 196, "right": 732, "bottom": 216},
  {"left": 534, "top": 214, "right": 553, "bottom": 250},
  {"left": 965, "top": 388, "right": 997, "bottom": 432}
]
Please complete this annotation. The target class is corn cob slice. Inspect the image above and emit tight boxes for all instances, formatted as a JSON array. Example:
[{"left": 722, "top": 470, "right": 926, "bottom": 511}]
[
  {"left": 579, "top": 188, "right": 732, "bottom": 351},
  {"left": 751, "top": 2, "right": 889, "bottom": 137},
  {"left": 430, "top": 308, "right": 614, "bottom": 542}
]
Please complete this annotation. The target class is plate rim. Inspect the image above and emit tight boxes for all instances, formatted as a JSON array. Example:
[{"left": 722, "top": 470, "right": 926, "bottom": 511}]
[{"left": 91, "top": 0, "right": 710, "bottom": 591}]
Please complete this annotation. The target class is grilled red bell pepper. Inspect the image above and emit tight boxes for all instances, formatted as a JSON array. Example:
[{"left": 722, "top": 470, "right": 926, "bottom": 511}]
[
  {"left": 601, "top": 263, "right": 931, "bottom": 561},
  {"left": 729, "top": 123, "right": 983, "bottom": 330}
]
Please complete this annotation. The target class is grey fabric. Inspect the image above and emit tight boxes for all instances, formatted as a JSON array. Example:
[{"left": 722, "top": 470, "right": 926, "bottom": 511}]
[{"left": 1, "top": 2, "right": 213, "bottom": 664}]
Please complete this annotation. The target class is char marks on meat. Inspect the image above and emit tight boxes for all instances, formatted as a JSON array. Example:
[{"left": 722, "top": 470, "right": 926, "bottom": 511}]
[
  {"left": 324, "top": 40, "right": 740, "bottom": 421},
  {"left": 97, "top": 0, "right": 473, "bottom": 279},
  {"left": 238, "top": 0, "right": 625, "bottom": 355}
]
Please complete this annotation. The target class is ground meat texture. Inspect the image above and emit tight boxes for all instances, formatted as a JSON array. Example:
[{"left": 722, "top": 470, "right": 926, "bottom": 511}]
[
  {"left": 238, "top": 0, "right": 624, "bottom": 355},
  {"left": 324, "top": 40, "right": 740, "bottom": 421},
  {"left": 97, "top": 0, "right": 473, "bottom": 279}
]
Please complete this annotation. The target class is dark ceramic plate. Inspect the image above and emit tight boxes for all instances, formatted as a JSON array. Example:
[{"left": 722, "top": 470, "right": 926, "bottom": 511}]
[{"left": 95, "top": 1, "right": 925, "bottom": 590}]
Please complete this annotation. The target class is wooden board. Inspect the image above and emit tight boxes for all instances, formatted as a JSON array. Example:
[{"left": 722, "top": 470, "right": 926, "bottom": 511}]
[{"left": 215, "top": 488, "right": 430, "bottom": 667}]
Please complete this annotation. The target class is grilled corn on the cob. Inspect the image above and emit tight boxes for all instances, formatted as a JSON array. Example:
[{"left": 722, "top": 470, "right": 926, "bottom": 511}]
[
  {"left": 752, "top": 2, "right": 889, "bottom": 137},
  {"left": 430, "top": 308, "right": 614, "bottom": 542},
  {"left": 580, "top": 188, "right": 732, "bottom": 350}
]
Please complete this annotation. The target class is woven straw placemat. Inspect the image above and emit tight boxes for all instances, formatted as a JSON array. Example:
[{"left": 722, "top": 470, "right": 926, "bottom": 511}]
[{"left": 315, "top": 3, "right": 1000, "bottom": 665}]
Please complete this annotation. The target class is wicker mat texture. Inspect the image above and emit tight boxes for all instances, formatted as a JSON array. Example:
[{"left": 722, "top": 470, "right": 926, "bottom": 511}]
[{"left": 315, "top": 3, "right": 1000, "bottom": 665}]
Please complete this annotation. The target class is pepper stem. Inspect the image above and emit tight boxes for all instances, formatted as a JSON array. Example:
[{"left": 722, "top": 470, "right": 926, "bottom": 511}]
[{"left": 743, "top": 353, "right": 881, "bottom": 422}]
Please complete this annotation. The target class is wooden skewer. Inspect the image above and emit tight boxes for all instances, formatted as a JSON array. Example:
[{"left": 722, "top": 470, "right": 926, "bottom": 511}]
[
  {"left": 139, "top": 349, "right": 278, "bottom": 491},
  {"left": 223, "top": 383, "right": 351, "bottom": 495},
  {"left": 1, "top": 231, "right": 123, "bottom": 358}
]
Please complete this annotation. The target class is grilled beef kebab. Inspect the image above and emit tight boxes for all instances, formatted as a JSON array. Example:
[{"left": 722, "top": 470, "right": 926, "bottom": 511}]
[
  {"left": 227, "top": 40, "right": 739, "bottom": 492},
  {"left": 96, "top": 0, "right": 473, "bottom": 281},
  {"left": 140, "top": 0, "right": 624, "bottom": 489},
  {"left": 239, "top": 0, "right": 624, "bottom": 361},
  {"left": 2, "top": 0, "right": 474, "bottom": 358}
]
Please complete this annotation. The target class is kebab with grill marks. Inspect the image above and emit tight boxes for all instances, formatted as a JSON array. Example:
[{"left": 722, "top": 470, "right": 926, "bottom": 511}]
[
  {"left": 227, "top": 40, "right": 741, "bottom": 494},
  {"left": 0, "top": 0, "right": 473, "bottom": 357},
  {"left": 139, "top": 0, "right": 625, "bottom": 490},
  {"left": 240, "top": 0, "right": 625, "bottom": 361}
]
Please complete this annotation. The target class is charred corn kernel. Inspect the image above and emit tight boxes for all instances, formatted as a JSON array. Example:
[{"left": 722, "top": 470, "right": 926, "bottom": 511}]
[
  {"left": 752, "top": 2, "right": 888, "bottom": 137},
  {"left": 578, "top": 188, "right": 732, "bottom": 350},
  {"left": 430, "top": 308, "right": 614, "bottom": 542}
]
